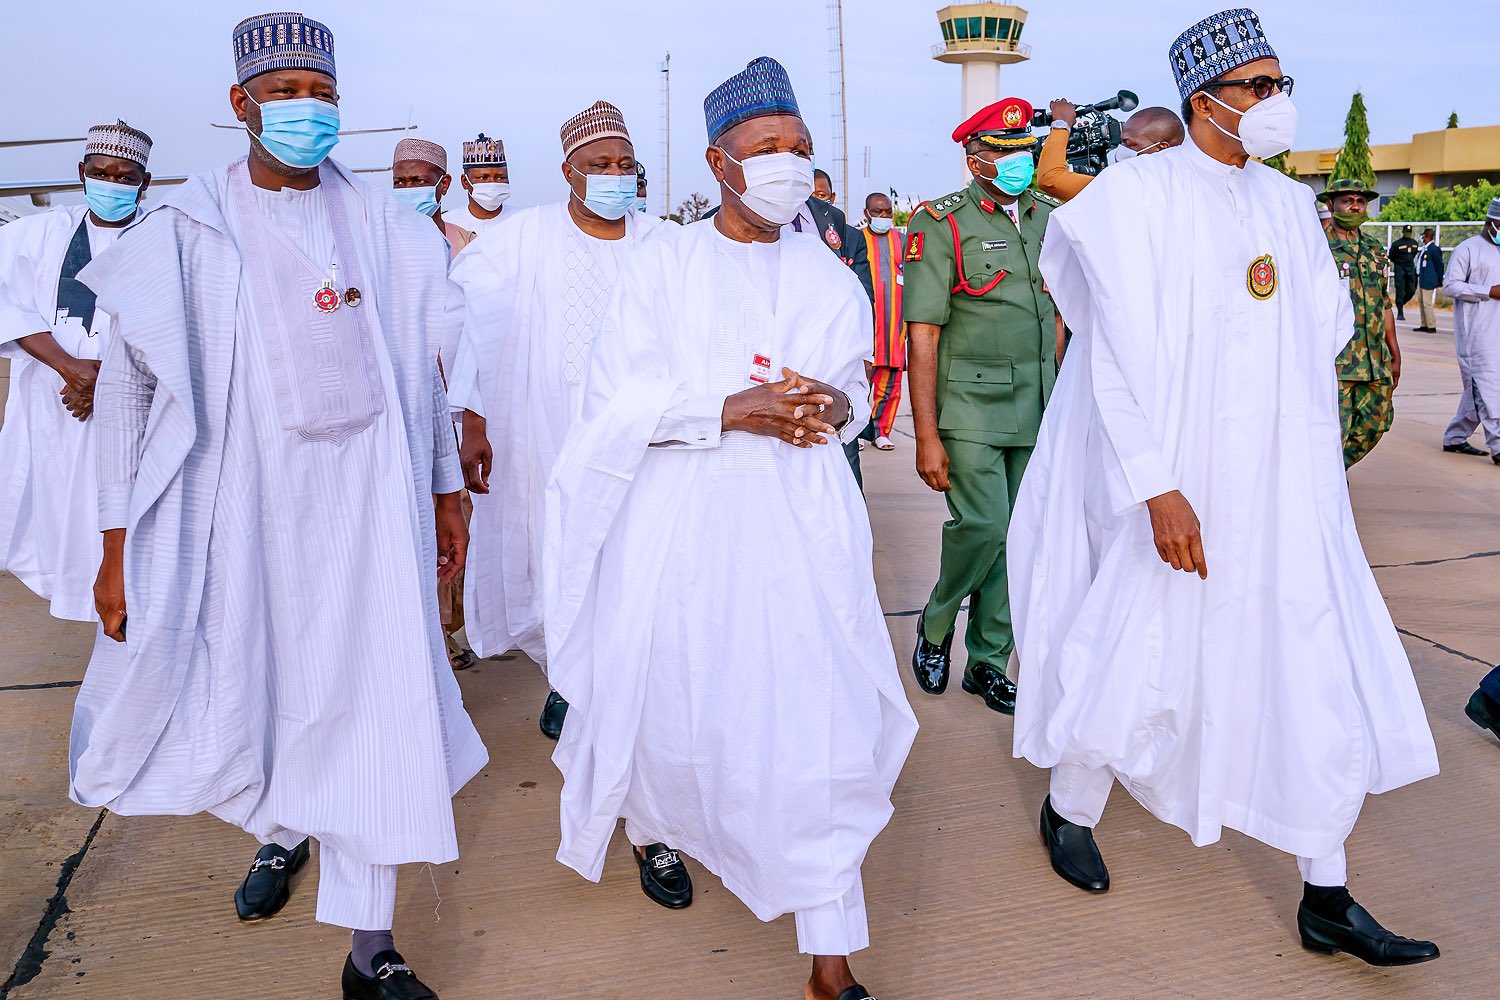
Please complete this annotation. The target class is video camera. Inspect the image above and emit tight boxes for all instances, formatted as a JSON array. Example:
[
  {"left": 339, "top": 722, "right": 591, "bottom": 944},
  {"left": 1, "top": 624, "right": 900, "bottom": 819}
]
[{"left": 1031, "top": 90, "right": 1139, "bottom": 177}]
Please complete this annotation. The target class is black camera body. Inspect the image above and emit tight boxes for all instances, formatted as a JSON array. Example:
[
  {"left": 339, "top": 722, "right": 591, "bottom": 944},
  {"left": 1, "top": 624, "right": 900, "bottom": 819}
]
[{"left": 1032, "top": 90, "right": 1139, "bottom": 177}]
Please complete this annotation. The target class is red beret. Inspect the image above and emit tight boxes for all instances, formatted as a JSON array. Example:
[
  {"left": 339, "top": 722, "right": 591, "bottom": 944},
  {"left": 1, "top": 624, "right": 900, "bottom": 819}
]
[{"left": 952, "top": 97, "right": 1038, "bottom": 150}]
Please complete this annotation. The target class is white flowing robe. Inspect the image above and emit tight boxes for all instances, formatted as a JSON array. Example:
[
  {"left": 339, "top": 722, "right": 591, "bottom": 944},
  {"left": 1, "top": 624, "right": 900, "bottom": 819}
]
[
  {"left": 1010, "top": 139, "right": 1437, "bottom": 861},
  {"left": 544, "top": 219, "right": 918, "bottom": 921},
  {"left": 447, "top": 204, "right": 665, "bottom": 662},
  {"left": 69, "top": 160, "right": 488, "bottom": 869},
  {"left": 1442, "top": 234, "right": 1500, "bottom": 452},
  {"left": 0, "top": 206, "right": 130, "bottom": 620}
]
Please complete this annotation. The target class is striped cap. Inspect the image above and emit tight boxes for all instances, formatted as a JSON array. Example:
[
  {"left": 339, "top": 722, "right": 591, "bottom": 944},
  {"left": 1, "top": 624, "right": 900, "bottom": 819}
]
[
  {"left": 85, "top": 120, "right": 153, "bottom": 168},
  {"left": 393, "top": 137, "right": 447, "bottom": 173},
  {"left": 1169, "top": 9, "right": 1276, "bottom": 101},
  {"left": 462, "top": 133, "right": 505, "bottom": 168},
  {"left": 232, "top": 12, "right": 336, "bottom": 85},
  {"left": 704, "top": 57, "right": 801, "bottom": 144},
  {"left": 560, "top": 101, "right": 631, "bottom": 158}
]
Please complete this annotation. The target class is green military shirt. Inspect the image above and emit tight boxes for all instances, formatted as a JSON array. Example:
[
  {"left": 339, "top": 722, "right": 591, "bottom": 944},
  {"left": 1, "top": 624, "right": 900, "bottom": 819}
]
[
  {"left": 902, "top": 179, "right": 1057, "bottom": 447},
  {"left": 1327, "top": 227, "right": 1394, "bottom": 383}
]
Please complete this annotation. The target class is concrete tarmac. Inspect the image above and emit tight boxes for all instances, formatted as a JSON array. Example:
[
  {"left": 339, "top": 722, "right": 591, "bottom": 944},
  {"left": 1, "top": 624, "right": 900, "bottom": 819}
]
[{"left": 1, "top": 312, "right": 1496, "bottom": 999}]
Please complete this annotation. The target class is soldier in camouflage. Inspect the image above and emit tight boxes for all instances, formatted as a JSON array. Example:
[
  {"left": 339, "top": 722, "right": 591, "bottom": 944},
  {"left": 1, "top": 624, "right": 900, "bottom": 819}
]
[{"left": 1319, "top": 179, "right": 1401, "bottom": 467}]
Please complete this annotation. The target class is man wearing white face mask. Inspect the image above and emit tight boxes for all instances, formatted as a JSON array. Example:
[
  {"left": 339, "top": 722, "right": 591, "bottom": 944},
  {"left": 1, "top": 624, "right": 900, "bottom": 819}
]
[
  {"left": 71, "top": 13, "right": 487, "bottom": 997},
  {"left": 449, "top": 133, "right": 512, "bottom": 235},
  {"left": 0, "top": 120, "right": 151, "bottom": 623},
  {"left": 1011, "top": 7, "right": 1440, "bottom": 967},
  {"left": 543, "top": 55, "right": 915, "bottom": 1000}
]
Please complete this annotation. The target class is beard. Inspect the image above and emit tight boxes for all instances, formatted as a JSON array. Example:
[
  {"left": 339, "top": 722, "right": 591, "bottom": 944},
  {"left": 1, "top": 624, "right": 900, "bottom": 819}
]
[{"left": 244, "top": 102, "right": 318, "bottom": 179}]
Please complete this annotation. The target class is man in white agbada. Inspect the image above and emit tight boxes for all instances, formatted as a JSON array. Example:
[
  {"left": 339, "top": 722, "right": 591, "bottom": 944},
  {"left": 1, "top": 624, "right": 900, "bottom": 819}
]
[
  {"left": 1010, "top": 8, "right": 1441, "bottom": 967},
  {"left": 0, "top": 121, "right": 152, "bottom": 621},
  {"left": 544, "top": 57, "right": 917, "bottom": 1000},
  {"left": 448, "top": 101, "right": 669, "bottom": 750},
  {"left": 72, "top": 14, "right": 486, "bottom": 999},
  {"left": 1440, "top": 198, "right": 1500, "bottom": 464}
]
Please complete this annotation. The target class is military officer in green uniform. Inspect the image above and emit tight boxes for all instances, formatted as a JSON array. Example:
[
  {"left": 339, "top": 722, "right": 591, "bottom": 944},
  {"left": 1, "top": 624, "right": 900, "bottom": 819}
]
[
  {"left": 904, "top": 97, "right": 1057, "bottom": 714},
  {"left": 1319, "top": 178, "right": 1401, "bottom": 467}
]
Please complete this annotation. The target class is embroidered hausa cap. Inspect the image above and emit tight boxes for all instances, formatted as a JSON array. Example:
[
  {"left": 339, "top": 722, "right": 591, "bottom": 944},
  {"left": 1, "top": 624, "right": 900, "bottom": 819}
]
[
  {"left": 560, "top": 102, "right": 631, "bottom": 158},
  {"left": 704, "top": 57, "right": 803, "bottom": 144},
  {"left": 393, "top": 137, "right": 447, "bottom": 173},
  {"left": 952, "top": 98, "right": 1038, "bottom": 150},
  {"left": 85, "top": 120, "right": 153, "bottom": 168},
  {"left": 1487, "top": 197, "right": 1500, "bottom": 221},
  {"left": 1169, "top": 8, "right": 1277, "bottom": 102},
  {"left": 232, "top": 11, "right": 336, "bottom": 85},
  {"left": 462, "top": 133, "right": 505, "bottom": 168}
]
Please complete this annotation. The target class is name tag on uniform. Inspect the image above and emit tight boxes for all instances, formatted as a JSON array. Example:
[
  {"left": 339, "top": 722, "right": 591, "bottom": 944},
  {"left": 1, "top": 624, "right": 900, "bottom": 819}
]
[
  {"left": 982, "top": 240, "right": 1008, "bottom": 252},
  {"left": 749, "top": 353, "right": 773, "bottom": 384}
]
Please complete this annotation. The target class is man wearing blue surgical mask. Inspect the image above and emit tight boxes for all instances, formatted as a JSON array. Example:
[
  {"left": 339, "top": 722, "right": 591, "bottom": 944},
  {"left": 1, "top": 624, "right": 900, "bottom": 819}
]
[
  {"left": 0, "top": 120, "right": 151, "bottom": 627},
  {"left": 392, "top": 137, "right": 474, "bottom": 265},
  {"left": 71, "top": 14, "right": 487, "bottom": 998},
  {"left": 446, "top": 101, "right": 689, "bottom": 911}
]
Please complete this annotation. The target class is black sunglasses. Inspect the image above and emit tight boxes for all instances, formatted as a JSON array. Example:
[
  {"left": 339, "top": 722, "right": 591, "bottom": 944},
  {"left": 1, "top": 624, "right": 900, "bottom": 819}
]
[{"left": 1204, "top": 75, "right": 1294, "bottom": 100}]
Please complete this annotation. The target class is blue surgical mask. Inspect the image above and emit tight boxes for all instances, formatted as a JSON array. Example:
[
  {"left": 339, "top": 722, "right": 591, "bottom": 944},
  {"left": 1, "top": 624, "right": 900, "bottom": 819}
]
[
  {"left": 573, "top": 171, "right": 637, "bottom": 221},
  {"left": 247, "top": 93, "right": 340, "bottom": 170},
  {"left": 976, "top": 152, "right": 1035, "bottom": 196},
  {"left": 84, "top": 177, "right": 141, "bottom": 222},
  {"left": 394, "top": 184, "right": 440, "bottom": 217},
  {"left": 868, "top": 216, "right": 894, "bottom": 234},
  {"left": 633, "top": 195, "right": 649, "bottom": 214},
  {"left": 1491, "top": 227, "right": 1500, "bottom": 246}
]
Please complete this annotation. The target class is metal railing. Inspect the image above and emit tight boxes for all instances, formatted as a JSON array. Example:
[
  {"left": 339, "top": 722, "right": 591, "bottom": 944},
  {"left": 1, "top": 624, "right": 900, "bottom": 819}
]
[
  {"left": 1364, "top": 220, "right": 1484, "bottom": 254},
  {"left": 931, "top": 41, "right": 1032, "bottom": 59}
]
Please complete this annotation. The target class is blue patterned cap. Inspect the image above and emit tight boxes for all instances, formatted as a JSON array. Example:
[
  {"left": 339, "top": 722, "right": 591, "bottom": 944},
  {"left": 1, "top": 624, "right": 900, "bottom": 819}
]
[
  {"left": 232, "top": 12, "right": 336, "bottom": 85},
  {"left": 704, "top": 57, "right": 802, "bottom": 144},
  {"left": 1169, "top": 9, "right": 1277, "bottom": 101}
]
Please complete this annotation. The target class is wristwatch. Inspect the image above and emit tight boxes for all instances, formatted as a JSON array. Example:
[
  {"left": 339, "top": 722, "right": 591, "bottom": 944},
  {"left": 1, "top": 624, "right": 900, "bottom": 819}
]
[{"left": 1051, "top": 120, "right": 1071, "bottom": 131}]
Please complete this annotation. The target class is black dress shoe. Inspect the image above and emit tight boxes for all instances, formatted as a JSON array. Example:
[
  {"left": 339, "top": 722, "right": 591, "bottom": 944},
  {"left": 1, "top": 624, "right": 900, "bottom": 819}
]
[
  {"left": 961, "top": 662, "right": 1017, "bottom": 714},
  {"left": 235, "top": 839, "right": 309, "bottom": 921},
  {"left": 1298, "top": 901, "right": 1440, "bottom": 966},
  {"left": 1443, "top": 442, "right": 1488, "bottom": 456},
  {"left": 911, "top": 611, "right": 953, "bottom": 694},
  {"left": 342, "top": 951, "right": 439, "bottom": 1000},
  {"left": 634, "top": 842, "right": 693, "bottom": 909},
  {"left": 837, "top": 986, "right": 877, "bottom": 1000},
  {"left": 1039, "top": 796, "right": 1109, "bottom": 893},
  {"left": 1466, "top": 689, "right": 1500, "bottom": 739},
  {"left": 539, "top": 690, "right": 568, "bottom": 741}
]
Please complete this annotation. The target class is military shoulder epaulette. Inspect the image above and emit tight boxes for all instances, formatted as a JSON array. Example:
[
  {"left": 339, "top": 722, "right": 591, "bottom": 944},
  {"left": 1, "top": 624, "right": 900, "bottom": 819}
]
[
  {"left": 921, "top": 190, "right": 968, "bottom": 220},
  {"left": 1032, "top": 190, "right": 1061, "bottom": 208}
]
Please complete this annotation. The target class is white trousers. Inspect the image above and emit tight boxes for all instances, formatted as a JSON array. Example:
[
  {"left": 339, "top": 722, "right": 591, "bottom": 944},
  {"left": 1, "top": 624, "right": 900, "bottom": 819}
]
[
  {"left": 315, "top": 842, "right": 398, "bottom": 930},
  {"left": 1049, "top": 763, "right": 1348, "bottom": 886},
  {"left": 625, "top": 821, "right": 869, "bottom": 956}
]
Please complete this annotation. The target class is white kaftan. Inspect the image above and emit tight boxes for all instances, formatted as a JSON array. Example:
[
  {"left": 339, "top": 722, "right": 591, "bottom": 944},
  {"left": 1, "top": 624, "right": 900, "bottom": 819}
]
[
  {"left": 1442, "top": 234, "right": 1500, "bottom": 453},
  {"left": 69, "top": 160, "right": 487, "bottom": 925},
  {"left": 447, "top": 204, "right": 666, "bottom": 662},
  {"left": 544, "top": 219, "right": 918, "bottom": 926},
  {"left": 1010, "top": 138, "right": 1437, "bottom": 862},
  {"left": 0, "top": 206, "right": 131, "bottom": 620}
]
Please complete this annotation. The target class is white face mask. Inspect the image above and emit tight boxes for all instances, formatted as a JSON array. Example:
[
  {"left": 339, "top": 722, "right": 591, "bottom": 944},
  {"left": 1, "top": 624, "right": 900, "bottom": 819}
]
[
  {"left": 717, "top": 148, "right": 815, "bottom": 226},
  {"left": 1205, "top": 90, "right": 1299, "bottom": 159},
  {"left": 468, "top": 181, "right": 510, "bottom": 211},
  {"left": 868, "top": 216, "right": 894, "bottom": 234}
]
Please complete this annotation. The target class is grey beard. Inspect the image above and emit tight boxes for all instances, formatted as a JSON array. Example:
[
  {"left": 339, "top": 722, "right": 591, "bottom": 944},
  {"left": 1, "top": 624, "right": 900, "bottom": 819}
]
[{"left": 247, "top": 130, "right": 318, "bottom": 179}]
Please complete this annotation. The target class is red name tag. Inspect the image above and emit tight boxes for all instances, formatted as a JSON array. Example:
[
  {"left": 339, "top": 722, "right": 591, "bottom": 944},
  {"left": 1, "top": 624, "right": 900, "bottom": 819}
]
[{"left": 749, "top": 353, "right": 773, "bottom": 384}]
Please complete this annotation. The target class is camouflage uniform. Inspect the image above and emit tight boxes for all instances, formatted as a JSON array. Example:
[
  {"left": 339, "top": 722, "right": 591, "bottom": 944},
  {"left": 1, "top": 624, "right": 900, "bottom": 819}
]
[{"left": 1322, "top": 181, "right": 1395, "bottom": 467}]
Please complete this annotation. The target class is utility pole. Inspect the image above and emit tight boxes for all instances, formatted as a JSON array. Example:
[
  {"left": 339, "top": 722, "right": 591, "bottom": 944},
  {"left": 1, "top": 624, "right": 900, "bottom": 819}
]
[
  {"left": 660, "top": 53, "right": 672, "bottom": 217},
  {"left": 827, "top": 0, "right": 850, "bottom": 216}
]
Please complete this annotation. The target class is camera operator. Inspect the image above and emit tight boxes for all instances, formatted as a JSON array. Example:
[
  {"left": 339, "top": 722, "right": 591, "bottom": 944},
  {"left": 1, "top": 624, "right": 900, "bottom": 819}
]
[{"left": 1037, "top": 100, "right": 1186, "bottom": 201}]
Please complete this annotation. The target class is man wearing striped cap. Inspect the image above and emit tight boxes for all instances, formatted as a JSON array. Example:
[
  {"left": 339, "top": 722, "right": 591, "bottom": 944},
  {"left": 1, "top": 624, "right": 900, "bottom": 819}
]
[
  {"left": 69, "top": 13, "right": 487, "bottom": 998},
  {"left": 0, "top": 121, "right": 152, "bottom": 623},
  {"left": 1010, "top": 7, "right": 1439, "bottom": 966},
  {"left": 543, "top": 57, "right": 915, "bottom": 1000},
  {"left": 391, "top": 136, "right": 474, "bottom": 262},
  {"left": 449, "top": 133, "right": 511, "bottom": 235}
]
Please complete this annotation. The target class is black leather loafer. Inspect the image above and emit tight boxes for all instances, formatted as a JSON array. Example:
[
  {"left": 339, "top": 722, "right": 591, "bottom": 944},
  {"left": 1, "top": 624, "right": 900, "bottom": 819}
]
[
  {"left": 1465, "top": 689, "right": 1500, "bottom": 739},
  {"left": 961, "top": 662, "right": 1017, "bottom": 714},
  {"left": 1442, "top": 442, "right": 1487, "bottom": 456},
  {"left": 235, "top": 839, "right": 310, "bottom": 921},
  {"left": 837, "top": 986, "right": 877, "bottom": 1000},
  {"left": 911, "top": 611, "right": 953, "bottom": 694},
  {"left": 1298, "top": 902, "right": 1440, "bottom": 966},
  {"left": 539, "top": 690, "right": 569, "bottom": 741},
  {"left": 1039, "top": 796, "right": 1109, "bottom": 893},
  {"left": 342, "top": 951, "right": 439, "bottom": 999},
  {"left": 634, "top": 842, "right": 693, "bottom": 909}
]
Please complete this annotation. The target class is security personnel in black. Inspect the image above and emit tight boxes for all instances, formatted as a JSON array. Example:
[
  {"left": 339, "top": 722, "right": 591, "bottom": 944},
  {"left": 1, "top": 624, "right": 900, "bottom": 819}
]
[
  {"left": 904, "top": 97, "right": 1057, "bottom": 714},
  {"left": 1388, "top": 224, "right": 1420, "bottom": 321}
]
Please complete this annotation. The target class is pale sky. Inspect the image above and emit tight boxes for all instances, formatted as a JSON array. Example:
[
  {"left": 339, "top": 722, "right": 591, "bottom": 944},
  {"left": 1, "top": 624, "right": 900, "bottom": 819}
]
[{"left": 5, "top": 0, "right": 1495, "bottom": 215}]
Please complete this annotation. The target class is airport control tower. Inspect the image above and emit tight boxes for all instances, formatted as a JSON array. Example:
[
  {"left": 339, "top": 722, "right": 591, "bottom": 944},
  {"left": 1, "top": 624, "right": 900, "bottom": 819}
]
[{"left": 932, "top": 4, "right": 1032, "bottom": 119}]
